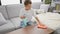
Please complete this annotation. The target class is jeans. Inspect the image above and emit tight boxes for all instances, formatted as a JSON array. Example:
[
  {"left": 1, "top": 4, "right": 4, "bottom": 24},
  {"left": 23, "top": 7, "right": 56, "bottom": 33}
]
[{"left": 20, "top": 21, "right": 36, "bottom": 28}]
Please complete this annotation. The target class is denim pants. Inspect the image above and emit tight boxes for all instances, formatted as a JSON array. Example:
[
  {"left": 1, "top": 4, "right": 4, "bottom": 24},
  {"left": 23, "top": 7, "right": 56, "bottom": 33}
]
[{"left": 20, "top": 21, "right": 36, "bottom": 28}]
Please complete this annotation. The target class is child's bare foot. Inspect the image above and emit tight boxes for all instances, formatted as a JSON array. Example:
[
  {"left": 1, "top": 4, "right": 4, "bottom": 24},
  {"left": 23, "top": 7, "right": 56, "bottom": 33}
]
[{"left": 37, "top": 24, "right": 47, "bottom": 29}]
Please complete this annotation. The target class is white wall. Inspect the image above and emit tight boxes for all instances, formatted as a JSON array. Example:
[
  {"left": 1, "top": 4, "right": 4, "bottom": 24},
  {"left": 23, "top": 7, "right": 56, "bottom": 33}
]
[{"left": 1, "top": 0, "right": 20, "bottom": 5}]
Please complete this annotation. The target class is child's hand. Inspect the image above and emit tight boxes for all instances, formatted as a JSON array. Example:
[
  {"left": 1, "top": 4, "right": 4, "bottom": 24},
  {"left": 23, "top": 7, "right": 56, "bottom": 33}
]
[
  {"left": 37, "top": 24, "right": 47, "bottom": 29},
  {"left": 20, "top": 16, "right": 26, "bottom": 19}
]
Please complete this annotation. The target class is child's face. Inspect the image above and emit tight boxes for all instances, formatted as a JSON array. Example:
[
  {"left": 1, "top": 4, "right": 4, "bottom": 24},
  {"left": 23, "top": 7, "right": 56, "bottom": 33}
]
[{"left": 25, "top": 4, "right": 31, "bottom": 10}]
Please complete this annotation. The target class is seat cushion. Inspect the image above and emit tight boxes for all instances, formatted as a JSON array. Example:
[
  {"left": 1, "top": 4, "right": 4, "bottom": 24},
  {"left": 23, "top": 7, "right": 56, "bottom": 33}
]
[
  {"left": 0, "top": 6, "right": 8, "bottom": 20},
  {"left": 36, "top": 13, "right": 60, "bottom": 30},
  {"left": 40, "top": 4, "right": 50, "bottom": 12},
  {"left": 32, "top": 2, "right": 41, "bottom": 9},
  {"left": 6, "top": 4, "right": 24, "bottom": 19},
  {"left": 10, "top": 17, "right": 22, "bottom": 29},
  {"left": 0, "top": 20, "right": 15, "bottom": 33}
]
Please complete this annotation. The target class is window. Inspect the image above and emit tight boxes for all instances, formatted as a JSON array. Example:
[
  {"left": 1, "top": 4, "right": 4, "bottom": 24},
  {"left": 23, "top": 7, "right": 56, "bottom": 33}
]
[
  {"left": 1, "top": 0, "right": 20, "bottom": 5},
  {"left": 31, "top": 0, "right": 42, "bottom": 2},
  {"left": 21, "top": 0, "right": 42, "bottom": 3}
]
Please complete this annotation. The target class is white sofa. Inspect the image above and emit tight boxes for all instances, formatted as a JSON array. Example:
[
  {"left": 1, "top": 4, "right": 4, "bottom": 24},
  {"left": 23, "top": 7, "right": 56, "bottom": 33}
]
[
  {"left": 36, "top": 12, "right": 60, "bottom": 30},
  {"left": 0, "top": 3, "right": 41, "bottom": 33}
]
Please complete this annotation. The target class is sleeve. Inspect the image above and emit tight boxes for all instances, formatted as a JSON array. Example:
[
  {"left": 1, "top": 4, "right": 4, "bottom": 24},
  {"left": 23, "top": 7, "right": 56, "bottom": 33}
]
[
  {"left": 19, "top": 9, "right": 24, "bottom": 17},
  {"left": 32, "top": 9, "right": 36, "bottom": 17}
]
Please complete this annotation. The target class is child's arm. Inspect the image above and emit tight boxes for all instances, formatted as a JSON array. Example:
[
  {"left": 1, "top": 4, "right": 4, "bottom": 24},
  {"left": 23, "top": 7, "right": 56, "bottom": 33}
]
[{"left": 35, "top": 16, "right": 47, "bottom": 29}]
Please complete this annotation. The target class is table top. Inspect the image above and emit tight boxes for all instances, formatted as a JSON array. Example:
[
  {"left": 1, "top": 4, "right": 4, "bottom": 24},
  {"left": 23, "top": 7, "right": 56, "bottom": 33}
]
[{"left": 6, "top": 26, "right": 53, "bottom": 34}]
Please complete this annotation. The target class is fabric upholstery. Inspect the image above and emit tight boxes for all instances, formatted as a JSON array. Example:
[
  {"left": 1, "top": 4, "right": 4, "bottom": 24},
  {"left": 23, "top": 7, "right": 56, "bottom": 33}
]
[
  {"left": 40, "top": 4, "right": 50, "bottom": 12},
  {"left": 6, "top": 4, "right": 24, "bottom": 19},
  {"left": 0, "top": 12, "right": 7, "bottom": 26},
  {"left": 10, "top": 17, "right": 22, "bottom": 29},
  {"left": 32, "top": 2, "right": 42, "bottom": 9},
  {"left": 0, "top": 20, "right": 15, "bottom": 33},
  {"left": 36, "top": 13, "right": 60, "bottom": 30},
  {"left": 0, "top": 6, "right": 8, "bottom": 19}
]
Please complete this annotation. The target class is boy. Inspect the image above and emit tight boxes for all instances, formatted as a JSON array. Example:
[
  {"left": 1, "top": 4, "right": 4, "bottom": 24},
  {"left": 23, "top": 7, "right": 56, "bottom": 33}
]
[{"left": 19, "top": 0, "right": 47, "bottom": 29}]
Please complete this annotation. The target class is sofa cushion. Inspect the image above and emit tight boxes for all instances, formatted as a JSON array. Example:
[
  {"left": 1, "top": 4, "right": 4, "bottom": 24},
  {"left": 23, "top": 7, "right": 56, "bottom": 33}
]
[
  {"left": 0, "top": 6, "right": 8, "bottom": 20},
  {"left": 10, "top": 16, "right": 36, "bottom": 28},
  {"left": 40, "top": 4, "right": 50, "bottom": 12},
  {"left": 36, "top": 13, "right": 60, "bottom": 30},
  {"left": 0, "top": 12, "right": 7, "bottom": 26},
  {"left": 6, "top": 4, "right": 24, "bottom": 19},
  {"left": 10, "top": 17, "right": 22, "bottom": 29},
  {"left": 32, "top": 2, "right": 41, "bottom": 9}
]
